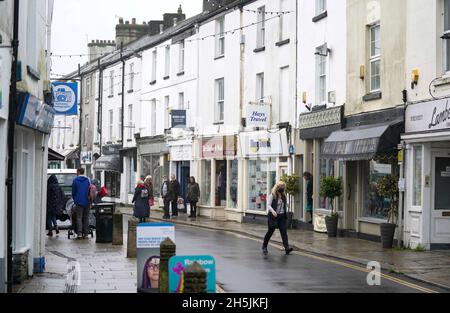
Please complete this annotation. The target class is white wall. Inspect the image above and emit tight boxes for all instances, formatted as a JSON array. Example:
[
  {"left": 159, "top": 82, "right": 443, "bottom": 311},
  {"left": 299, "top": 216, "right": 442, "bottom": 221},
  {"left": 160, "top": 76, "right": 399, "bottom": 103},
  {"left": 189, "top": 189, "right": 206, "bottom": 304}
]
[{"left": 298, "top": 0, "right": 347, "bottom": 113}]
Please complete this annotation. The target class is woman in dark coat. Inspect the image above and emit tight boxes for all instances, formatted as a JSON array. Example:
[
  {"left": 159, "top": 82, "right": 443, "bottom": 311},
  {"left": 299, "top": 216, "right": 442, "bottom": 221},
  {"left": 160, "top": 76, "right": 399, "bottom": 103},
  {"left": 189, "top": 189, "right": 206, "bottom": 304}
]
[
  {"left": 186, "top": 177, "right": 200, "bottom": 218},
  {"left": 132, "top": 180, "right": 150, "bottom": 223},
  {"left": 46, "top": 175, "right": 65, "bottom": 237}
]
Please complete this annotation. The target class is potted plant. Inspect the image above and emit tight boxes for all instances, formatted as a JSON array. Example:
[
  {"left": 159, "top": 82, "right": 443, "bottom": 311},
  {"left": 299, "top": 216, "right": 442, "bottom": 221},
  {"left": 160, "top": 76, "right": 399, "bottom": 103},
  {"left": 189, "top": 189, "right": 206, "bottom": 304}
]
[
  {"left": 281, "top": 173, "right": 301, "bottom": 229},
  {"left": 376, "top": 175, "right": 399, "bottom": 249},
  {"left": 320, "top": 176, "right": 343, "bottom": 238}
]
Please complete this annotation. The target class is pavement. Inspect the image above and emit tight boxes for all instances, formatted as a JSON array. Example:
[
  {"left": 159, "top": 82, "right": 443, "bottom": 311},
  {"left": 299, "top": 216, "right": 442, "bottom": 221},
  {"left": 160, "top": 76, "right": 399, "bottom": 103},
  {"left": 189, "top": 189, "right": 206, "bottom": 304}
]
[{"left": 118, "top": 206, "right": 450, "bottom": 291}]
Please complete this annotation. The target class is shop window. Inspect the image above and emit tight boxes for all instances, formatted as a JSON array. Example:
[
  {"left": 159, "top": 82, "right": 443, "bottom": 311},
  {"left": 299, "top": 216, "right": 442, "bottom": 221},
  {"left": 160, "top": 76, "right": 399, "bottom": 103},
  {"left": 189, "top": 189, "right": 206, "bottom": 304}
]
[
  {"left": 248, "top": 159, "right": 276, "bottom": 212},
  {"left": 128, "top": 157, "right": 136, "bottom": 194},
  {"left": 413, "top": 146, "right": 423, "bottom": 206},
  {"left": 319, "top": 159, "right": 335, "bottom": 209},
  {"left": 229, "top": 160, "right": 238, "bottom": 209},
  {"left": 338, "top": 161, "right": 344, "bottom": 212},
  {"left": 362, "top": 160, "right": 393, "bottom": 219},
  {"left": 105, "top": 171, "right": 120, "bottom": 198},
  {"left": 201, "top": 160, "right": 212, "bottom": 206},
  {"left": 142, "top": 155, "right": 161, "bottom": 198}
]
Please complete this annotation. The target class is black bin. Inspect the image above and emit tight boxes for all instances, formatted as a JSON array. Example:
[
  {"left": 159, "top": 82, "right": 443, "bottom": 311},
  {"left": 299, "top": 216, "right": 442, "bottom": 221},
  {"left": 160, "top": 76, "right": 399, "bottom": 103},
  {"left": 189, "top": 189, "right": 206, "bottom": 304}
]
[{"left": 94, "top": 203, "right": 115, "bottom": 243}]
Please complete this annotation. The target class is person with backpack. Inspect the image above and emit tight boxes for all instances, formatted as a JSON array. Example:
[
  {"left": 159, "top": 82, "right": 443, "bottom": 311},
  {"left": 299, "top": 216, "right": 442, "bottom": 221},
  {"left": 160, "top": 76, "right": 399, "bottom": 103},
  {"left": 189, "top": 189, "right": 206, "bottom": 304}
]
[
  {"left": 72, "top": 168, "right": 92, "bottom": 239},
  {"left": 46, "top": 175, "right": 65, "bottom": 237},
  {"left": 132, "top": 179, "right": 150, "bottom": 223}
]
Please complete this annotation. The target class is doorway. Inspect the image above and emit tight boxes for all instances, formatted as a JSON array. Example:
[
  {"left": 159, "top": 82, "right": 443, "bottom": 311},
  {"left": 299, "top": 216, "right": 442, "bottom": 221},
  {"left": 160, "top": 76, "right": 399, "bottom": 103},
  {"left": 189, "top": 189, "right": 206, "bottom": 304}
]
[
  {"left": 215, "top": 160, "right": 227, "bottom": 206},
  {"left": 431, "top": 152, "right": 450, "bottom": 245},
  {"left": 177, "top": 161, "right": 190, "bottom": 201}
]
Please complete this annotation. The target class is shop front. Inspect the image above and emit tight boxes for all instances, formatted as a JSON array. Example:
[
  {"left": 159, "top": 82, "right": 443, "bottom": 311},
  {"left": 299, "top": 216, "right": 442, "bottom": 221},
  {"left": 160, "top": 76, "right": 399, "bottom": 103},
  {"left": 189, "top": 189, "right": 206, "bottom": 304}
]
[
  {"left": 298, "top": 106, "right": 344, "bottom": 231},
  {"left": 137, "top": 135, "right": 169, "bottom": 203},
  {"left": 93, "top": 145, "right": 121, "bottom": 202},
  {"left": 168, "top": 138, "right": 193, "bottom": 206},
  {"left": 119, "top": 147, "right": 137, "bottom": 205},
  {"left": 239, "top": 128, "right": 290, "bottom": 223},
  {"left": 403, "top": 98, "right": 450, "bottom": 250},
  {"left": 197, "top": 136, "right": 238, "bottom": 220},
  {"left": 322, "top": 106, "right": 404, "bottom": 241}
]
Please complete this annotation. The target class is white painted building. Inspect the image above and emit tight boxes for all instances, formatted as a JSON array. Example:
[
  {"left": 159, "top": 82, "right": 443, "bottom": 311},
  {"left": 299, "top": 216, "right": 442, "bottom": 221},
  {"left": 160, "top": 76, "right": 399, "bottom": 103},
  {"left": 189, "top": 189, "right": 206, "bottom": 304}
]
[
  {"left": 402, "top": 0, "right": 450, "bottom": 250},
  {"left": 0, "top": 0, "right": 55, "bottom": 290}
]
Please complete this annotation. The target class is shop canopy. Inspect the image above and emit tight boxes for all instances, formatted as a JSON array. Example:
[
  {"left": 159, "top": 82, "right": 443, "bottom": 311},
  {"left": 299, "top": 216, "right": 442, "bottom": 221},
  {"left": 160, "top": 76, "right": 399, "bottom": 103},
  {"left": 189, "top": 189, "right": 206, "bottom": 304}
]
[
  {"left": 93, "top": 154, "right": 121, "bottom": 172},
  {"left": 48, "top": 148, "right": 65, "bottom": 161},
  {"left": 321, "top": 120, "right": 404, "bottom": 161}
]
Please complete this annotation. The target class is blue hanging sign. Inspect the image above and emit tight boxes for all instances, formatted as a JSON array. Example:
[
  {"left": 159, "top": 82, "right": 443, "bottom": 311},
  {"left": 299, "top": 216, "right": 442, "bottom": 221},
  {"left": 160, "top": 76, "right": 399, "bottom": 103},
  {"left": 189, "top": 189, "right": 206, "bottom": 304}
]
[{"left": 51, "top": 82, "right": 78, "bottom": 115}]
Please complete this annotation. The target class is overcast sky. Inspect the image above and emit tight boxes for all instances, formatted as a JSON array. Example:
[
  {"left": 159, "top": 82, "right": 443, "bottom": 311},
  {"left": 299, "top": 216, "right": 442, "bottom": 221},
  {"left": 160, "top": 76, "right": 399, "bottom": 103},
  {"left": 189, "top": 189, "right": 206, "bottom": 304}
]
[{"left": 51, "top": 0, "right": 202, "bottom": 77}]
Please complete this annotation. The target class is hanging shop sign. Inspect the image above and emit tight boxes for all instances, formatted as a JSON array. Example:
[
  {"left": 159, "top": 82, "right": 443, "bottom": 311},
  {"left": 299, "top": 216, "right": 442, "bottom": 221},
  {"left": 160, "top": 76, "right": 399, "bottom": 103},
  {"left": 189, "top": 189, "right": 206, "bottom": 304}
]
[
  {"left": 170, "top": 145, "right": 192, "bottom": 162},
  {"left": 168, "top": 255, "right": 216, "bottom": 293},
  {"left": 52, "top": 82, "right": 78, "bottom": 115},
  {"left": 80, "top": 151, "right": 93, "bottom": 165},
  {"left": 201, "top": 136, "right": 237, "bottom": 158},
  {"left": 16, "top": 92, "right": 55, "bottom": 134},
  {"left": 240, "top": 129, "right": 288, "bottom": 157},
  {"left": 137, "top": 223, "right": 175, "bottom": 293},
  {"left": 171, "top": 110, "right": 187, "bottom": 128},
  {"left": 246, "top": 103, "right": 269, "bottom": 128},
  {"left": 406, "top": 98, "right": 450, "bottom": 133}
]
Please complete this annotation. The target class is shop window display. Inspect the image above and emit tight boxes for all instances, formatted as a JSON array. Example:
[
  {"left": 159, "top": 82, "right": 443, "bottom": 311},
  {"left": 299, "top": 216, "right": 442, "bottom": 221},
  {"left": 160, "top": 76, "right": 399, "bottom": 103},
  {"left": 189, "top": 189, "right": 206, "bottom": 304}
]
[
  {"left": 229, "top": 160, "right": 238, "bottom": 208},
  {"left": 201, "top": 160, "right": 212, "bottom": 206},
  {"left": 248, "top": 159, "right": 276, "bottom": 211},
  {"left": 362, "top": 160, "right": 394, "bottom": 219},
  {"left": 319, "top": 159, "right": 335, "bottom": 209}
]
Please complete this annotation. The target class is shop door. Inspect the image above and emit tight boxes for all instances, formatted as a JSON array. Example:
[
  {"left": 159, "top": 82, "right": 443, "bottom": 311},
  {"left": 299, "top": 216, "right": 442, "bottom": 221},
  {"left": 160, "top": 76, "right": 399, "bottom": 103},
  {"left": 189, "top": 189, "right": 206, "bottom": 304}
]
[
  {"left": 179, "top": 163, "right": 190, "bottom": 200},
  {"left": 345, "top": 162, "right": 358, "bottom": 231},
  {"left": 431, "top": 153, "right": 450, "bottom": 244}
]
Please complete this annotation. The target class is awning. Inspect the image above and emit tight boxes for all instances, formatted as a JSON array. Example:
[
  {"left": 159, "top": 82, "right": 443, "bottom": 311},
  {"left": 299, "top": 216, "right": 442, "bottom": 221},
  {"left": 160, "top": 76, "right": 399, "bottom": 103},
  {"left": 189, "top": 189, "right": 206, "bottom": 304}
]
[
  {"left": 321, "top": 120, "right": 404, "bottom": 161},
  {"left": 93, "top": 154, "right": 121, "bottom": 172},
  {"left": 65, "top": 148, "right": 80, "bottom": 160},
  {"left": 48, "top": 148, "right": 65, "bottom": 161}
]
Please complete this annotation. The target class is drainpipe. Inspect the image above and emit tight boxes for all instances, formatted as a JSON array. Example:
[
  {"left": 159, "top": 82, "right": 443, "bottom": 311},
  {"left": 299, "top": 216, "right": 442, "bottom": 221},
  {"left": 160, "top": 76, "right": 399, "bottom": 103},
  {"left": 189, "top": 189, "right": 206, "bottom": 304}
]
[
  {"left": 6, "top": 0, "right": 20, "bottom": 294},
  {"left": 120, "top": 42, "right": 125, "bottom": 148},
  {"left": 97, "top": 59, "right": 103, "bottom": 156},
  {"left": 239, "top": 6, "right": 244, "bottom": 131}
]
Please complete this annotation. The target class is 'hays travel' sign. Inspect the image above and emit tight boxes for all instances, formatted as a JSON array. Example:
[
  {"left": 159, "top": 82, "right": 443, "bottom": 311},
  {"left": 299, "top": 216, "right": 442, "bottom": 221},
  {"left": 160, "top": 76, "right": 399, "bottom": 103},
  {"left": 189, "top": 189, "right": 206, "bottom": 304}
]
[{"left": 406, "top": 98, "right": 450, "bottom": 133}]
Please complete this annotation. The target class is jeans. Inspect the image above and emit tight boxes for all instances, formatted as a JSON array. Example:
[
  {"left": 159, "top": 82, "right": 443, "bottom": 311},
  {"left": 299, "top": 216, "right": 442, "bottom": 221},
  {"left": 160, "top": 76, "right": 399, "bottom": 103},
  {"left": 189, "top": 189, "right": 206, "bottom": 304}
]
[
  {"left": 171, "top": 200, "right": 178, "bottom": 216},
  {"left": 163, "top": 198, "right": 171, "bottom": 218},
  {"left": 46, "top": 213, "right": 57, "bottom": 231},
  {"left": 189, "top": 201, "right": 198, "bottom": 217},
  {"left": 76, "top": 205, "right": 90, "bottom": 236},
  {"left": 263, "top": 214, "right": 290, "bottom": 250}
]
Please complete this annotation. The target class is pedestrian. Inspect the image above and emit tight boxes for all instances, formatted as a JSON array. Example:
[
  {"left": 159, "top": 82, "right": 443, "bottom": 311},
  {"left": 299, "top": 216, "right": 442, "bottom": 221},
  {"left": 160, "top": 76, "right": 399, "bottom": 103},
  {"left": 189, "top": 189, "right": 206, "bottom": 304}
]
[
  {"left": 71, "top": 168, "right": 91, "bottom": 239},
  {"left": 186, "top": 176, "right": 200, "bottom": 218},
  {"left": 144, "top": 176, "right": 155, "bottom": 209},
  {"left": 161, "top": 176, "right": 170, "bottom": 219},
  {"left": 262, "top": 181, "right": 294, "bottom": 256},
  {"left": 132, "top": 179, "right": 150, "bottom": 223},
  {"left": 168, "top": 174, "right": 180, "bottom": 217},
  {"left": 92, "top": 178, "right": 102, "bottom": 204},
  {"left": 46, "top": 175, "right": 65, "bottom": 237},
  {"left": 303, "top": 172, "right": 314, "bottom": 224}
]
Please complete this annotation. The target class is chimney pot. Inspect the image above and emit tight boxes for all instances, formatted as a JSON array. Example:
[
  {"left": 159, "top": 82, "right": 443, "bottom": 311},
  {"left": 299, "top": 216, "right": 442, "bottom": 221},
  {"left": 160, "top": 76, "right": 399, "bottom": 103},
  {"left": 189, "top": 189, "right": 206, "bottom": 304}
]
[
  {"left": 119, "top": 17, "right": 124, "bottom": 24},
  {"left": 132, "top": 18, "right": 136, "bottom": 24},
  {"left": 160, "top": 24, "right": 164, "bottom": 34},
  {"left": 173, "top": 17, "right": 178, "bottom": 26},
  {"left": 125, "top": 20, "right": 130, "bottom": 24}
]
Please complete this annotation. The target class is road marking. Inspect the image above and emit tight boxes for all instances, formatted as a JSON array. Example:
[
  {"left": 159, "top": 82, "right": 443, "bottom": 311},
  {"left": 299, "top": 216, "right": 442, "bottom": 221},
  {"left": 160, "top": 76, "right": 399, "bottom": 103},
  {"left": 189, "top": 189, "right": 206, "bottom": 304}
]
[{"left": 177, "top": 223, "right": 439, "bottom": 293}]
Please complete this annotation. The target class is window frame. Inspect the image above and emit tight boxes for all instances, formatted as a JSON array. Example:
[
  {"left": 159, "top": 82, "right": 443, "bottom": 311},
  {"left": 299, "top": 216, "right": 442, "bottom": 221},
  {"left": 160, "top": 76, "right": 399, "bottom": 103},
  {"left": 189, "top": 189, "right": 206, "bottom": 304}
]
[
  {"left": 315, "top": 0, "right": 327, "bottom": 16},
  {"left": 369, "top": 23, "right": 381, "bottom": 93},
  {"left": 151, "top": 50, "right": 157, "bottom": 82},
  {"left": 151, "top": 99, "right": 157, "bottom": 135},
  {"left": 178, "top": 92, "right": 185, "bottom": 110},
  {"left": 129, "top": 63, "right": 135, "bottom": 90},
  {"left": 256, "top": 72, "right": 265, "bottom": 102},
  {"left": 128, "top": 104, "right": 133, "bottom": 140},
  {"left": 109, "top": 71, "right": 114, "bottom": 97},
  {"left": 215, "top": 17, "right": 225, "bottom": 58},
  {"left": 109, "top": 109, "right": 113, "bottom": 141},
  {"left": 179, "top": 40, "right": 185, "bottom": 72},
  {"left": 165, "top": 45, "right": 171, "bottom": 77},
  {"left": 443, "top": 0, "right": 450, "bottom": 73},
  {"left": 315, "top": 49, "right": 327, "bottom": 105},
  {"left": 257, "top": 6, "right": 266, "bottom": 48},
  {"left": 215, "top": 78, "right": 225, "bottom": 123}
]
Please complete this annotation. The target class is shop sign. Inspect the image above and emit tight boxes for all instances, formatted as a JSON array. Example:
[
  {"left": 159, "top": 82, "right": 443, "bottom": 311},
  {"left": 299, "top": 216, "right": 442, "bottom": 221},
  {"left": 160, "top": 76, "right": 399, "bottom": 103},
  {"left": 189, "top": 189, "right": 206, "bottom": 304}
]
[
  {"left": 241, "top": 129, "right": 288, "bottom": 157},
  {"left": 137, "top": 223, "right": 175, "bottom": 293},
  {"left": 202, "top": 136, "right": 236, "bottom": 158},
  {"left": 171, "top": 110, "right": 186, "bottom": 128},
  {"left": 442, "top": 167, "right": 450, "bottom": 178},
  {"left": 80, "top": 151, "right": 93, "bottom": 165},
  {"left": 52, "top": 82, "right": 78, "bottom": 116},
  {"left": 169, "top": 256, "right": 216, "bottom": 293},
  {"left": 406, "top": 98, "right": 450, "bottom": 133},
  {"left": 246, "top": 104, "right": 269, "bottom": 128},
  {"left": 16, "top": 92, "right": 55, "bottom": 134},
  {"left": 170, "top": 145, "right": 192, "bottom": 161}
]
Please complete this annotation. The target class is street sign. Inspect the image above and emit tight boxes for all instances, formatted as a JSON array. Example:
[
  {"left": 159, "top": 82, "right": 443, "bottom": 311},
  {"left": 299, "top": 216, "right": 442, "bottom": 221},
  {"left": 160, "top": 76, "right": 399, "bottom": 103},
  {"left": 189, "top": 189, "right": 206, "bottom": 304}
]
[
  {"left": 52, "top": 82, "right": 78, "bottom": 115},
  {"left": 137, "top": 223, "right": 175, "bottom": 293},
  {"left": 80, "top": 151, "right": 93, "bottom": 165},
  {"left": 169, "top": 255, "right": 216, "bottom": 293}
]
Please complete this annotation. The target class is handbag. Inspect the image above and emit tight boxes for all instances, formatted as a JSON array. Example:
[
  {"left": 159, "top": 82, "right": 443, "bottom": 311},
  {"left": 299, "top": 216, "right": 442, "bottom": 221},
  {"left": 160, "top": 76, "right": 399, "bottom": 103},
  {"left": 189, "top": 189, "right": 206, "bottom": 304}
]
[{"left": 150, "top": 198, "right": 155, "bottom": 207}]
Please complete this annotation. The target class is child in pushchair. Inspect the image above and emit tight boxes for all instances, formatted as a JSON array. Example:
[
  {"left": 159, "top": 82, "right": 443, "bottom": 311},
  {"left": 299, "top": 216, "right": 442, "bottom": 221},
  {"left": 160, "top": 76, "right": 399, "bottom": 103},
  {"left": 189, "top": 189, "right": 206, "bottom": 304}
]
[{"left": 66, "top": 198, "right": 96, "bottom": 239}]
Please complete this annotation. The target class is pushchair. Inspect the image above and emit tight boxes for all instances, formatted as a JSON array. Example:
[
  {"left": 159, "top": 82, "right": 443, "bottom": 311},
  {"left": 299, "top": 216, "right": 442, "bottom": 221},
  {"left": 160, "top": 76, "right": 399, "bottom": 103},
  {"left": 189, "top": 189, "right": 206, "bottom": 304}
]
[{"left": 66, "top": 198, "right": 96, "bottom": 239}]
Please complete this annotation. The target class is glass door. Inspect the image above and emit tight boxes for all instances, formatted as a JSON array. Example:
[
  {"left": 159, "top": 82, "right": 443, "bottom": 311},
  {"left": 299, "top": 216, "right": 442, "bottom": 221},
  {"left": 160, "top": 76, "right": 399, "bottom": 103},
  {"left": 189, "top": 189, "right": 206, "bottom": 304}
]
[{"left": 431, "top": 153, "right": 450, "bottom": 244}]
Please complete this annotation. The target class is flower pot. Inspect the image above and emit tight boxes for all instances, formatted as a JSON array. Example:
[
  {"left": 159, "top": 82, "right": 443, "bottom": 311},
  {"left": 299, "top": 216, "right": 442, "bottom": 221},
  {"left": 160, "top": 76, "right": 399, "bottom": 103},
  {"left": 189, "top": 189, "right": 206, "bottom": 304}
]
[
  {"left": 380, "top": 223, "right": 397, "bottom": 249},
  {"left": 325, "top": 215, "right": 339, "bottom": 238}
]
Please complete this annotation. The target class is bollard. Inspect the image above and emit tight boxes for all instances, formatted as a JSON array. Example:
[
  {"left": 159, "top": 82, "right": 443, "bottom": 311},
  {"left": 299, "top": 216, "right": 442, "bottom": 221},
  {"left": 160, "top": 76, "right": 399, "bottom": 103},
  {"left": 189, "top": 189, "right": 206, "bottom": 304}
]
[
  {"left": 159, "top": 237, "right": 176, "bottom": 293},
  {"left": 127, "top": 218, "right": 138, "bottom": 258},
  {"left": 112, "top": 212, "right": 123, "bottom": 246},
  {"left": 183, "top": 262, "right": 207, "bottom": 294}
]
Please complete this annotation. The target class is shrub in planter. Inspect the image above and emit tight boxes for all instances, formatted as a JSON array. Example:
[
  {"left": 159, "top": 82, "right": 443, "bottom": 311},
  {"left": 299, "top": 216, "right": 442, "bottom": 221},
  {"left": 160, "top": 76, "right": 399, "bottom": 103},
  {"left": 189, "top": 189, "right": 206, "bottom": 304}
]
[
  {"left": 320, "top": 176, "right": 343, "bottom": 238},
  {"left": 377, "top": 174, "right": 399, "bottom": 249},
  {"left": 281, "top": 173, "right": 301, "bottom": 229}
]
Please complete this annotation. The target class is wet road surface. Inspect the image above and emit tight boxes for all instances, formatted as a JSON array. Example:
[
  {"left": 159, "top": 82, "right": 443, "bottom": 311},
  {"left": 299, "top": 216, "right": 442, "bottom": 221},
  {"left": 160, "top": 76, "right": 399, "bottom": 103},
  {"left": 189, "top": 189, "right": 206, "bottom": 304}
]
[{"left": 170, "top": 223, "right": 446, "bottom": 293}]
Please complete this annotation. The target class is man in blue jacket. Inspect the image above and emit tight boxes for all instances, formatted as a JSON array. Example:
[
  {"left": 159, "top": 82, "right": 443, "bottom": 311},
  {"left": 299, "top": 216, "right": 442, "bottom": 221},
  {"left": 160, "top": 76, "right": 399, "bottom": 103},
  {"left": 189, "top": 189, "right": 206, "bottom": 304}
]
[{"left": 72, "top": 168, "right": 91, "bottom": 239}]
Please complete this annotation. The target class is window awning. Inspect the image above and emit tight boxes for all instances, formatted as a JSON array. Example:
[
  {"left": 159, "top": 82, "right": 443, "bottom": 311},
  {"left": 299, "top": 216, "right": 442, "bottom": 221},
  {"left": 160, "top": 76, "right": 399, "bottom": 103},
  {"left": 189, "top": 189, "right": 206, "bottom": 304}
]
[
  {"left": 65, "top": 148, "right": 80, "bottom": 160},
  {"left": 93, "top": 154, "right": 121, "bottom": 172},
  {"left": 321, "top": 120, "right": 404, "bottom": 161},
  {"left": 48, "top": 148, "right": 65, "bottom": 161}
]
